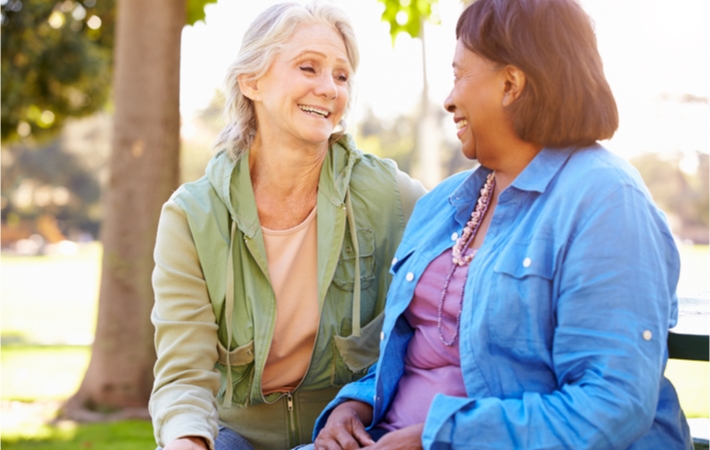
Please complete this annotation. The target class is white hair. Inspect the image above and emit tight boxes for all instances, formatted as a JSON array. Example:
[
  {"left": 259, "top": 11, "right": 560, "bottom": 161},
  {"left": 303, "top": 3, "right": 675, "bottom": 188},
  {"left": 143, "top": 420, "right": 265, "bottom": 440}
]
[{"left": 214, "top": 1, "right": 360, "bottom": 159}]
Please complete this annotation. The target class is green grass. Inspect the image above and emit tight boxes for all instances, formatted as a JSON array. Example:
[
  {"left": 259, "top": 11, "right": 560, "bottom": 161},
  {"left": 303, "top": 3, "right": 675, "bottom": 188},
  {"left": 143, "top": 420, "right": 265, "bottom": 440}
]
[
  {"left": 1, "top": 346, "right": 91, "bottom": 401},
  {"left": 1, "top": 419, "right": 155, "bottom": 449},
  {"left": 1, "top": 243, "right": 101, "bottom": 346}
]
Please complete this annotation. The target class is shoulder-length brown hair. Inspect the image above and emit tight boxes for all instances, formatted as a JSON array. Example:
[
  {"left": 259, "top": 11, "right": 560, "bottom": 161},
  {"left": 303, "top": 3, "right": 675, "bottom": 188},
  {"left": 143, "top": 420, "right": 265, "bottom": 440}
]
[{"left": 457, "top": 0, "right": 618, "bottom": 148}]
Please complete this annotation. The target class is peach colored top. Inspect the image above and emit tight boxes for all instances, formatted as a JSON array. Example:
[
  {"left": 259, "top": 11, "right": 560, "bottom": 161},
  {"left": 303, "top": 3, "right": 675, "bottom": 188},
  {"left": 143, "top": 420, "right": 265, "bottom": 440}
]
[{"left": 260, "top": 208, "right": 319, "bottom": 394}]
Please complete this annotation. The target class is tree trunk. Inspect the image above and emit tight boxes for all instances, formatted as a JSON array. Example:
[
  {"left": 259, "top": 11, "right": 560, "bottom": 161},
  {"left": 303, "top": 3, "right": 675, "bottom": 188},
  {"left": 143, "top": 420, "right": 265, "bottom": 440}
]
[
  {"left": 65, "top": 0, "right": 184, "bottom": 419},
  {"left": 415, "top": 19, "right": 441, "bottom": 189}
]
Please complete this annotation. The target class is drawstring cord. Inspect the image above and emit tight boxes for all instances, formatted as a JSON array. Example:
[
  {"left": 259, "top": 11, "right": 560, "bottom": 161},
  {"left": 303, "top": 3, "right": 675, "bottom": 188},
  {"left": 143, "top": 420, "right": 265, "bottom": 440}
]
[
  {"left": 222, "top": 187, "right": 360, "bottom": 407},
  {"left": 223, "top": 220, "right": 237, "bottom": 408},
  {"left": 345, "top": 189, "right": 361, "bottom": 337}
]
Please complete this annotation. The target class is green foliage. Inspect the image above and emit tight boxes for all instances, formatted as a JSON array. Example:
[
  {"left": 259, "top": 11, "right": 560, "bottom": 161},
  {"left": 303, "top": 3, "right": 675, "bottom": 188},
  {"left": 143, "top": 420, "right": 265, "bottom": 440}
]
[
  {"left": 631, "top": 151, "right": 709, "bottom": 244},
  {"left": 1, "top": 137, "right": 104, "bottom": 239},
  {"left": 377, "top": 0, "right": 439, "bottom": 43},
  {"left": 186, "top": 0, "right": 218, "bottom": 26},
  {"left": 1, "top": 0, "right": 115, "bottom": 143},
  {"left": 0, "top": 0, "right": 213, "bottom": 144}
]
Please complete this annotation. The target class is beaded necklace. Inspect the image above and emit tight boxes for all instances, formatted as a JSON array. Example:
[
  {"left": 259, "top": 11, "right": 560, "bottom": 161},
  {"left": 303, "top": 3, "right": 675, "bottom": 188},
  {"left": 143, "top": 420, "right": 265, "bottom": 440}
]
[{"left": 437, "top": 172, "right": 496, "bottom": 346}]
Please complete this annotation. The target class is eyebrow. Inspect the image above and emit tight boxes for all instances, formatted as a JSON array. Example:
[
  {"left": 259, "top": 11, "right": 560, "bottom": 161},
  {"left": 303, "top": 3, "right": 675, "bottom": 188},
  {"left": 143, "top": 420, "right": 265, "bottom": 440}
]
[{"left": 290, "top": 50, "right": 350, "bottom": 66}]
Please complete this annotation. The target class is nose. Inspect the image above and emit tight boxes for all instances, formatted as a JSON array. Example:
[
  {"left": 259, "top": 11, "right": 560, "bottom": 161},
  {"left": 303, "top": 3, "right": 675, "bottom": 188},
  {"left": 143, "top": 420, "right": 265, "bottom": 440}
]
[
  {"left": 315, "top": 73, "right": 338, "bottom": 100},
  {"left": 444, "top": 91, "right": 455, "bottom": 113}
]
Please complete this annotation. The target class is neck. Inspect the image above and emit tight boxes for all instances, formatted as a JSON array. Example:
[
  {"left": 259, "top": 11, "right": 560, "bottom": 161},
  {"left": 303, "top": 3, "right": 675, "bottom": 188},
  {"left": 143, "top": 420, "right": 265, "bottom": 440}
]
[
  {"left": 248, "top": 133, "right": 328, "bottom": 198},
  {"left": 248, "top": 132, "right": 329, "bottom": 230},
  {"left": 487, "top": 138, "right": 543, "bottom": 193}
]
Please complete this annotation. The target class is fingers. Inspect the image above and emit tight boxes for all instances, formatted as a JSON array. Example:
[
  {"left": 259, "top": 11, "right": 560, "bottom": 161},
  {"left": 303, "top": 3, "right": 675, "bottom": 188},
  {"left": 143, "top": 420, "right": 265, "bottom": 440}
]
[
  {"left": 315, "top": 425, "right": 361, "bottom": 450},
  {"left": 353, "top": 424, "right": 375, "bottom": 447}
]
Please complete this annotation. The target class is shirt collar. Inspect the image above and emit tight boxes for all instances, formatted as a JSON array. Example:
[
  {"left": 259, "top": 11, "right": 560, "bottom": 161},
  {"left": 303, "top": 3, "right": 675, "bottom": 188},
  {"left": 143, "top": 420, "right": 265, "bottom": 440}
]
[
  {"left": 511, "top": 145, "right": 577, "bottom": 193},
  {"left": 448, "top": 146, "right": 579, "bottom": 225}
]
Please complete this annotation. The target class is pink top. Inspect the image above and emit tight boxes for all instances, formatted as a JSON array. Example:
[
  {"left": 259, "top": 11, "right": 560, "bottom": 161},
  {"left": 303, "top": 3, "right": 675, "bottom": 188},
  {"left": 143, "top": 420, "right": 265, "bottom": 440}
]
[
  {"left": 380, "top": 247, "right": 468, "bottom": 430},
  {"left": 260, "top": 208, "right": 319, "bottom": 394}
]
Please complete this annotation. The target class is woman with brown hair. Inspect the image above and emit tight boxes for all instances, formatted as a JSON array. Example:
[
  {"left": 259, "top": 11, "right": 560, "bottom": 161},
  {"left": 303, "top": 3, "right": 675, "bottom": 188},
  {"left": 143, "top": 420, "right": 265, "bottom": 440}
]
[{"left": 312, "top": 0, "right": 692, "bottom": 448}]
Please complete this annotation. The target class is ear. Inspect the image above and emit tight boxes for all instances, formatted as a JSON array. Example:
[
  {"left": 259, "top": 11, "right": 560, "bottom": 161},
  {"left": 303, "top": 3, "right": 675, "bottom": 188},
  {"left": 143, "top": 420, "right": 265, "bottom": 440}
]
[
  {"left": 238, "top": 75, "right": 261, "bottom": 101},
  {"left": 501, "top": 65, "right": 526, "bottom": 107}
]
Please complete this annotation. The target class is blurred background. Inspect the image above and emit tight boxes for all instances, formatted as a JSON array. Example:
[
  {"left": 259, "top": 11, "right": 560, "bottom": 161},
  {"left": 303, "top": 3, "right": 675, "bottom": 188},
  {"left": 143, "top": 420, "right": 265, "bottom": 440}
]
[{"left": 1, "top": 0, "right": 708, "bottom": 448}]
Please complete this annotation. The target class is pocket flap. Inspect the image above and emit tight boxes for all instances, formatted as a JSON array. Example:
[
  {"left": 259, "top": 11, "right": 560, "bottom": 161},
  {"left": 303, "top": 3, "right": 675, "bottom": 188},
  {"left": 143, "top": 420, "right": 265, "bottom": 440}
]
[
  {"left": 333, "top": 312, "right": 384, "bottom": 373},
  {"left": 493, "top": 239, "right": 555, "bottom": 280},
  {"left": 217, "top": 339, "right": 255, "bottom": 366},
  {"left": 390, "top": 248, "right": 415, "bottom": 274}
]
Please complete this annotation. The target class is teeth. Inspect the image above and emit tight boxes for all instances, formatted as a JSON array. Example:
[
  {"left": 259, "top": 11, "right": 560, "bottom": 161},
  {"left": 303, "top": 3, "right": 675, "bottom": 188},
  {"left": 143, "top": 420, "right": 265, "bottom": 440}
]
[
  {"left": 456, "top": 120, "right": 468, "bottom": 130},
  {"left": 299, "top": 105, "right": 329, "bottom": 117}
]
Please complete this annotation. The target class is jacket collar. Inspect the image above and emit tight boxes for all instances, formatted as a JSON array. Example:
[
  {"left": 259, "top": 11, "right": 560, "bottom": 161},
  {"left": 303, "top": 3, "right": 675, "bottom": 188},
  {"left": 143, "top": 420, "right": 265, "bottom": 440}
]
[
  {"left": 206, "top": 134, "right": 362, "bottom": 238},
  {"left": 449, "top": 145, "right": 577, "bottom": 225}
]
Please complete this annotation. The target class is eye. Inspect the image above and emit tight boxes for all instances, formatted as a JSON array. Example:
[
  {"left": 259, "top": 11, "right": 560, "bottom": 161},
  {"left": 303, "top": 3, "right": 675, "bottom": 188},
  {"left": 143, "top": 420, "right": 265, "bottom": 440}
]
[
  {"left": 299, "top": 65, "right": 315, "bottom": 73},
  {"left": 336, "top": 73, "right": 349, "bottom": 82}
]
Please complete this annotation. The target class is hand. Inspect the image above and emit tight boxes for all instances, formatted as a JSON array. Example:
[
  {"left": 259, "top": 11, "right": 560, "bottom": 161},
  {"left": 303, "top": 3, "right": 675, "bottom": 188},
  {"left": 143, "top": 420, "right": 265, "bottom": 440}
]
[
  {"left": 315, "top": 400, "right": 375, "bottom": 450},
  {"left": 366, "top": 424, "right": 423, "bottom": 450},
  {"left": 163, "top": 436, "right": 209, "bottom": 450}
]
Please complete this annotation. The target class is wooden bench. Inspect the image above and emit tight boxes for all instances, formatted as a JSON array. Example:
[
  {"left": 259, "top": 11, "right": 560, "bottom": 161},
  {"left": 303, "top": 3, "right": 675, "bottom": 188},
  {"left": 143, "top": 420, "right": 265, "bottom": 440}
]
[{"left": 668, "top": 331, "right": 710, "bottom": 450}]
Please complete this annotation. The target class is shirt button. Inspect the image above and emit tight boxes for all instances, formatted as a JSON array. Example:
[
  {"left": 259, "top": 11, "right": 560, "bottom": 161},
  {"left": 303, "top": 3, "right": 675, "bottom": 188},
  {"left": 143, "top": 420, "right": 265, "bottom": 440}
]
[
  {"left": 405, "top": 272, "right": 414, "bottom": 282},
  {"left": 523, "top": 257, "right": 532, "bottom": 268},
  {"left": 391, "top": 257, "right": 398, "bottom": 266},
  {"left": 451, "top": 232, "right": 458, "bottom": 241},
  {"left": 380, "top": 331, "right": 385, "bottom": 341},
  {"left": 643, "top": 330, "right": 652, "bottom": 341}
]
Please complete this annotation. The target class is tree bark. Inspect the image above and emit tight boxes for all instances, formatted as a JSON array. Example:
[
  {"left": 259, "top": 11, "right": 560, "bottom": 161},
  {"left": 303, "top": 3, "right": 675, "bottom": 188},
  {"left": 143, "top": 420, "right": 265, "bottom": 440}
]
[{"left": 65, "top": 0, "right": 184, "bottom": 418}]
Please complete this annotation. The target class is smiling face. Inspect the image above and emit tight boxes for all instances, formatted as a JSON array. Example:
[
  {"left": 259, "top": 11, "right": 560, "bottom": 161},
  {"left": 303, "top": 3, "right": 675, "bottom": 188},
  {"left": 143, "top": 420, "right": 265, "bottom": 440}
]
[
  {"left": 242, "top": 23, "right": 351, "bottom": 151},
  {"left": 444, "top": 40, "right": 510, "bottom": 162}
]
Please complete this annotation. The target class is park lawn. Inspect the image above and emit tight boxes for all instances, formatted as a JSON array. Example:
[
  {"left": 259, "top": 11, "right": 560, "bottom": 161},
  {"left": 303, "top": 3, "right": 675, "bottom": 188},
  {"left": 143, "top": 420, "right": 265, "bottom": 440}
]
[
  {"left": 1, "top": 346, "right": 154, "bottom": 448},
  {"left": 1, "top": 346, "right": 91, "bottom": 401},
  {"left": 1, "top": 243, "right": 102, "bottom": 346},
  {"left": 1, "top": 419, "right": 155, "bottom": 449}
]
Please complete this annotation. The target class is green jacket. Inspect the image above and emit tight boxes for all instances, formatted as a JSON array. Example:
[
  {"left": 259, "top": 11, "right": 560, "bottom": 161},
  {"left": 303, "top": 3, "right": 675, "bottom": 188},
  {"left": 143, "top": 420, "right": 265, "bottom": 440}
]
[{"left": 150, "top": 135, "right": 425, "bottom": 449}]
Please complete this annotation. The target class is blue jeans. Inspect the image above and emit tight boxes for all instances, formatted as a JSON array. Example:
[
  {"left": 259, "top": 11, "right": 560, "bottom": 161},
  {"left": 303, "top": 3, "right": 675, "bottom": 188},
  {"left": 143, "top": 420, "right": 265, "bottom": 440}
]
[{"left": 157, "top": 427, "right": 254, "bottom": 450}]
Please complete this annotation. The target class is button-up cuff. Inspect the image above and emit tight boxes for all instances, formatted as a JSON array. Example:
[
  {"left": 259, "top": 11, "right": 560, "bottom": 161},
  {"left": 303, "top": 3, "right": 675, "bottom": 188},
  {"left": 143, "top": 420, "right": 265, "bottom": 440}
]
[{"left": 422, "top": 394, "right": 476, "bottom": 449}]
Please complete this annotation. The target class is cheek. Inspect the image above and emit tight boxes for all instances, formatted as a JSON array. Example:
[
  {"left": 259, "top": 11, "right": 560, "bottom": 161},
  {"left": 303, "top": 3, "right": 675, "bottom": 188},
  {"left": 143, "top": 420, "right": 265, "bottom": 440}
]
[{"left": 335, "top": 88, "right": 349, "bottom": 114}]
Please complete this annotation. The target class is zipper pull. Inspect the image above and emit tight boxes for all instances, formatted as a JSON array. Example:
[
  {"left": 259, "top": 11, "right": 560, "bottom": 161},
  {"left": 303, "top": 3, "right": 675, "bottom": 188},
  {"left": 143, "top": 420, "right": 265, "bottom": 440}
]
[{"left": 287, "top": 392, "right": 293, "bottom": 411}]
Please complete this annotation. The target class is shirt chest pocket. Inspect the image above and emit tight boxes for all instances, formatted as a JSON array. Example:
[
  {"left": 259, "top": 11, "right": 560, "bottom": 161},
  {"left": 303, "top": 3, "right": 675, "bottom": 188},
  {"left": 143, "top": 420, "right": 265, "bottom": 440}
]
[
  {"left": 332, "top": 228, "right": 376, "bottom": 291},
  {"left": 487, "top": 238, "right": 557, "bottom": 360}
]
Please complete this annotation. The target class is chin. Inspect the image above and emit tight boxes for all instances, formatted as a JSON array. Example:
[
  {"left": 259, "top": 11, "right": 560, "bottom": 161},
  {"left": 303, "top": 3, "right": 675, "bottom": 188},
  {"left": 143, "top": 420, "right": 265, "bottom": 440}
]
[{"left": 460, "top": 146, "right": 477, "bottom": 161}]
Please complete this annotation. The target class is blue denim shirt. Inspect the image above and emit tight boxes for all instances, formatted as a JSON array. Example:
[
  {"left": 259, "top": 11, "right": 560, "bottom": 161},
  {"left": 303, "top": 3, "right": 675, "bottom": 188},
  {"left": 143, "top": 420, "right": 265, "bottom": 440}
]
[{"left": 314, "top": 145, "right": 692, "bottom": 449}]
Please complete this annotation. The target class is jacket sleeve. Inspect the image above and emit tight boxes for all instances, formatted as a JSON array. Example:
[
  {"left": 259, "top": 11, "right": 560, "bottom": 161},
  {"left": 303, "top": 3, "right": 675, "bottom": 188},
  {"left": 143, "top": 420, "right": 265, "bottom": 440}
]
[
  {"left": 150, "top": 199, "right": 221, "bottom": 450},
  {"left": 423, "top": 184, "right": 679, "bottom": 449},
  {"left": 394, "top": 167, "right": 427, "bottom": 224}
]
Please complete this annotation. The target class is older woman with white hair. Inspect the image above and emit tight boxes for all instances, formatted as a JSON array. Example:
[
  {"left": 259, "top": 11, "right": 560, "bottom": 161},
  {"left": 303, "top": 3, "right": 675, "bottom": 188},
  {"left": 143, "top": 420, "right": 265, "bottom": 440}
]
[{"left": 148, "top": 2, "right": 426, "bottom": 449}]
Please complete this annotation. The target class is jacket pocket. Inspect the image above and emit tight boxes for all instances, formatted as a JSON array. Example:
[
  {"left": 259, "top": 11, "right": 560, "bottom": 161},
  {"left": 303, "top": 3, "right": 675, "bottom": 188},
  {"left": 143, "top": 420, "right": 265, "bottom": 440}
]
[
  {"left": 330, "top": 312, "right": 384, "bottom": 386},
  {"left": 215, "top": 339, "right": 255, "bottom": 407},
  {"left": 332, "top": 228, "right": 376, "bottom": 291},
  {"left": 487, "top": 239, "right": 556, "bottom": 360}
]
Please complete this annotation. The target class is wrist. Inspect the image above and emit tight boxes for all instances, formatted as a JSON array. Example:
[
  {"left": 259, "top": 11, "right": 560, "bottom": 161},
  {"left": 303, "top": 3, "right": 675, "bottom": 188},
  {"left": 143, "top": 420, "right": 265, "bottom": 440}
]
[
  {"left": 340, "top": 400, "right": 374, "bottom": 427},
  {"left": 184, "top": 436, "right": 209, "bottom": 449}
]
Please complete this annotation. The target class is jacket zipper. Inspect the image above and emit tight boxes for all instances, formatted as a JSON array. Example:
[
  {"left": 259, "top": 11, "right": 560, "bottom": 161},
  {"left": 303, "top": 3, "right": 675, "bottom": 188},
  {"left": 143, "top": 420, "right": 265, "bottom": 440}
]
[{"left": 287, "top": 392, "right": 297, "bottom": 445}]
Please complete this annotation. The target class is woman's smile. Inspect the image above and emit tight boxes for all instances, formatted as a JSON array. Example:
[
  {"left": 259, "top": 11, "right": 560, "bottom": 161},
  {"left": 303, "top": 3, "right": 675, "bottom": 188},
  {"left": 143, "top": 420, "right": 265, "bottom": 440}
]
[{"left": 298, "top": 104, "right": 331, "bottom": 119}]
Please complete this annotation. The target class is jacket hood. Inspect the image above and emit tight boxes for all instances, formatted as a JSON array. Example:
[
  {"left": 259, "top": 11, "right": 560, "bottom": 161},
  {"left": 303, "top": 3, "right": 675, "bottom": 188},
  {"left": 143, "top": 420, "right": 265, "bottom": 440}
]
[{"left": 205, "top": 133, "right": 363, "bottom": 225}]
